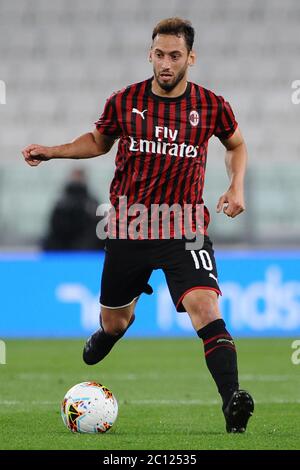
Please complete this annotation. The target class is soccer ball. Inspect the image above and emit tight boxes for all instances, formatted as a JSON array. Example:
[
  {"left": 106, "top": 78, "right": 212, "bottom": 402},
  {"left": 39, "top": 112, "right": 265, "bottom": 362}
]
[{"left": 61, "top": 381, "right": 118, "bottom": 433}]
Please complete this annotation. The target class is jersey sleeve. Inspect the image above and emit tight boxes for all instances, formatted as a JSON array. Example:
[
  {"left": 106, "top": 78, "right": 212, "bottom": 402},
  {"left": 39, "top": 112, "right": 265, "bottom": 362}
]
[
  {"left": 214, "top": 96, "right": 238, "bottom": 140},
  {"left": 95, "top": 94, "right": 122, "bottom": 138}
]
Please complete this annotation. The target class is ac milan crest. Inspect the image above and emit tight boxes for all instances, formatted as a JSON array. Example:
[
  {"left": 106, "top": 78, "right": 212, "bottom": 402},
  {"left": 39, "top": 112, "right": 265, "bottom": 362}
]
[{"left": 189, "top": 110, "right": 199, "bottom": 127}]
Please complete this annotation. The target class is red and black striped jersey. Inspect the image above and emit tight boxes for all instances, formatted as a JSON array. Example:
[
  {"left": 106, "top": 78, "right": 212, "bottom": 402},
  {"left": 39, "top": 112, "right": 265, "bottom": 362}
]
[{"left": 95, "top": 77, "right": 237, "bottom": 239}]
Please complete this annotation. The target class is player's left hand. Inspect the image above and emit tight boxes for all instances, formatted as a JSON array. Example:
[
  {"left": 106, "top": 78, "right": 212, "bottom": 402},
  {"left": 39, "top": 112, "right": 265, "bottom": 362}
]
[{"left": 216, "top": 187, "right": 245, "bottom": 218}]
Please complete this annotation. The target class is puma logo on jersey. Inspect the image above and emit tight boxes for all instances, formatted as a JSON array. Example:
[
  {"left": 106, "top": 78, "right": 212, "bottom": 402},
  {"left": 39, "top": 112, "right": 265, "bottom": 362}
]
[{"left": 132, "top": 108, "right": 147, "bottom": 119}]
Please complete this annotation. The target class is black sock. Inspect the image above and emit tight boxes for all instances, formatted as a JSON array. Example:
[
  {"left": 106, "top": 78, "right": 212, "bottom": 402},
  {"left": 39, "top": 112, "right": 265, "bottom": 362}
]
[
  {"left": 197, "top": 319, "right": 239, "bottom": 409},
  {"left": 97, "top": 328, "right": 122, "bottom": 348},
  {"left": 96, "top": 316, "right": 128, "bottom": 351},
  {"left": 97, "top": 313, "right": 136, "bottom": 351}
]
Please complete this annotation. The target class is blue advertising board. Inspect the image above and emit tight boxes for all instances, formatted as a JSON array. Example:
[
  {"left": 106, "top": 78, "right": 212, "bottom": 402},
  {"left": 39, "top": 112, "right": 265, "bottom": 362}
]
[{"left": 0, "top": 250, "right": 299, "bottom": 337}]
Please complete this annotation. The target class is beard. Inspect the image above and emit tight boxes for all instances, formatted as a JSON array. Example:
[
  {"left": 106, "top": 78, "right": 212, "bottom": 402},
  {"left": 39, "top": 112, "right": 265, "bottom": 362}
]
[{"left": 154, "top": 65, "right": 187, "bottom": 92}]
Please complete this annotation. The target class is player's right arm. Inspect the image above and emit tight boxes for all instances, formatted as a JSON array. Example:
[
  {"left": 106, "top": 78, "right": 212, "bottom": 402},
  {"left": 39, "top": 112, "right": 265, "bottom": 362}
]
[{"left": 21, "top": 129, "right": 116, "bottom": 167}]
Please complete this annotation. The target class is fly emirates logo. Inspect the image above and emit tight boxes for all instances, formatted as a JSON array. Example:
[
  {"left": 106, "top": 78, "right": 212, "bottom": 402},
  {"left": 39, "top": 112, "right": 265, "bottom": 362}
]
[{"left": 129, "top": 126, "right": 199, "bottom": 158}]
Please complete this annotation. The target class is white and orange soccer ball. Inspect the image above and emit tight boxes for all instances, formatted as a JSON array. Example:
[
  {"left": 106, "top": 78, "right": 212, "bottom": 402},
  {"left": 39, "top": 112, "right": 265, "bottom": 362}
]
[{"left": 61, "top": 381, "right": 118, "bottom": 433}]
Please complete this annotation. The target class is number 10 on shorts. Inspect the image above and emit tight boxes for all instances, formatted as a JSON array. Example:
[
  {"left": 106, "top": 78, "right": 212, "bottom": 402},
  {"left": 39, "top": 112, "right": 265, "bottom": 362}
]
[{"left": 190, "top": 250, "right": 213, "bottom": 271}]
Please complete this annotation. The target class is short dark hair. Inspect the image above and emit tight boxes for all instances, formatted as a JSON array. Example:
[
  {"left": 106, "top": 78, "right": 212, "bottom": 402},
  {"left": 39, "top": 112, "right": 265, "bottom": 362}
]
[{"left": 152, "top": 17, "right": 195, "bottom": 52}]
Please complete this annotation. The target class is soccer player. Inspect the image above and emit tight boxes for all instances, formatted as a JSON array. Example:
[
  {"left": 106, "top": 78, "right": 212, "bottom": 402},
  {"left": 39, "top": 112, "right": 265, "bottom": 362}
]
[{"left": 22, "top": 18, "right": 254, "bottom": 433}]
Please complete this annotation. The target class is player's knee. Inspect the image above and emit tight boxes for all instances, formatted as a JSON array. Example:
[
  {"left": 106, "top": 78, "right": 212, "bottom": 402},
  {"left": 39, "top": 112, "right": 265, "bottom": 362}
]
[
  {"left": 184, "top": 291, "right": 220, "bottom": 325},
  {"left": 193, "top": 301, "right": 217, "bottom": 322}
]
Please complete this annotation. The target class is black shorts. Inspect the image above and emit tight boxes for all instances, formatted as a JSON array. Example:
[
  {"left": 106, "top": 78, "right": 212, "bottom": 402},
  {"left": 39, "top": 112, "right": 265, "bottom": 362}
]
[{"left": 100, "top": 236, "right": 221, "bottom": 312}]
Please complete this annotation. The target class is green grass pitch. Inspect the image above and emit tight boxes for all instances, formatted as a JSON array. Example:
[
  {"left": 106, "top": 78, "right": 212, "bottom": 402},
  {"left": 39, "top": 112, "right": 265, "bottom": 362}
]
[{"left": 0, "top": 338, "right": 299, "bottom": 450}]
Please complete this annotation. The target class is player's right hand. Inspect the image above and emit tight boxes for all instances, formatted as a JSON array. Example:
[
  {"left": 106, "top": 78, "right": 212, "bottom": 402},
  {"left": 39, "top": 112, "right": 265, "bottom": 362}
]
[{"left": 21, "top": 144, "right": 51, "bottom": 167}]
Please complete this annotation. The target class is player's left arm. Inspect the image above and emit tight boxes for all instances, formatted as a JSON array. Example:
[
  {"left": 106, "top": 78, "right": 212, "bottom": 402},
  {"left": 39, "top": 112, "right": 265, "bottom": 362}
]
[{"left": 216, "top": 127, "right": 247, "bottom": 218}]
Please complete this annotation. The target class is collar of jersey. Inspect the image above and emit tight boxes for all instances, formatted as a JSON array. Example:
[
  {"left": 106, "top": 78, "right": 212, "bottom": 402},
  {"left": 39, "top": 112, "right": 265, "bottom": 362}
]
[{"left": 147, "top": 77, "right": 191, "bottom": 102}]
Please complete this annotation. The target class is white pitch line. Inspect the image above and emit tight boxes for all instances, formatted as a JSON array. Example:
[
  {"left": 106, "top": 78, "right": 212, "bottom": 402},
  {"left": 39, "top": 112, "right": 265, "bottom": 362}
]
[
  {"left": 15, "top": 373, "right": 298, "bottom": 383},
  {"left": 0, "top": 400, "right": 57, "bottom": 406},
  {"left": 1, "top": 398, "right": 300, "bottom": 406},
  {"left": 122, "top": 398, "right": 300, "bottom": 405},
  {"left": 239, "top": 374, "right": 293, "bottom": 382}
]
